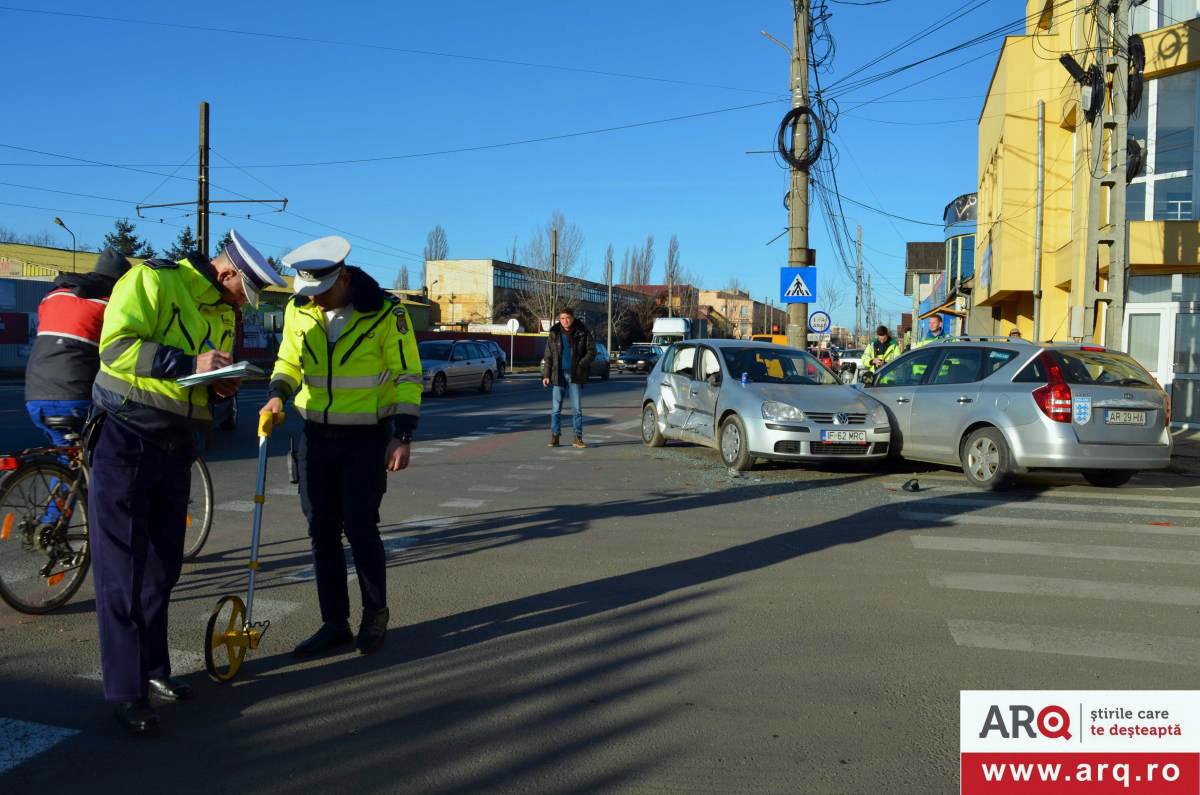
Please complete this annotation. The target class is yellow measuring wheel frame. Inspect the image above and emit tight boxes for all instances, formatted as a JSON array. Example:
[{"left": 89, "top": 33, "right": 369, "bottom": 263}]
[{"left": 204, "top": 409, "right": 283, "bottom": 683}]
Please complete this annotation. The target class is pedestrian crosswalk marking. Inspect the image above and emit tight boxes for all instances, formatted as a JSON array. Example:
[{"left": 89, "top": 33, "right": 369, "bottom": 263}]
[
  {"left": 0, "top": 719, "right": 78, "bottom": 775},
  {"left": 434, "top": 441, "right": 464, "bottom": 447},
  {"left": 894, "top": 488, "right": 1200, "bottom": 506},
  {"left": 911, "top": 496, "right": 1200, "bottom": 520},
  {"left": 79, "top": 648, "right": 203, "bottom": 682},
  {"left": 216, "top": 500, "right": 256, "bottom": 513},
  {"left": 518, "top": 464, "right": 553, "bottom": 471},
  {"left": 469, "top": 485, "right": 520, "bottom": 493},
  {"left": 506, "top": 474, "right": 537, "bottom": 481},
  {"left": 928, "top": 571, "right": 1200, "bottom": 607},
  {"left": 411, "top": 447, "right": 442, "bottom": 454},
  {"left": 912, "top": 535, "right": 1200, "bottom": 565},
  {"left": 947, "top": 619, "right": 1200, "bottom": 667},
  {"left": 900, "top": 510, "right": 1200, "bottom": 538},
  {"left": 439, "top": 498, "right": 485, "bottom": 509},
  {"left": 195, "top": 598, "right": 300, "bottom": 625}
]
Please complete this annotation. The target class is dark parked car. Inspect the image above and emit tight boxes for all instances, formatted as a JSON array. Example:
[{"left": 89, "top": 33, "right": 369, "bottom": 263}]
[
  {"left": 616, "top": 344, "right": 663, "bottom": 374},
  {"left": 589, "top": 342, "right": 611, "bottom": 380},
  {"left": 476, "top": 339, "right": 509, "bottom": 377}
]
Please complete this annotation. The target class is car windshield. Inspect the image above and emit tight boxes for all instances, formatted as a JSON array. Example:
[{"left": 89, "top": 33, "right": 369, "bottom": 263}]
[
  {"left": 721, "top": 347, "right": 839, "bottom": 385},
  {"left": 1055, "top": 350, "right": 1156, "bottom": 387},
  {"left": 626, "top": 346, "right": 657, "bottom": 356},
  {"left": 844, "top": 349, "right": 863, "bottom": 358},
  {"left": 418, "top": 341, "right": 452, "bottom": 360}
]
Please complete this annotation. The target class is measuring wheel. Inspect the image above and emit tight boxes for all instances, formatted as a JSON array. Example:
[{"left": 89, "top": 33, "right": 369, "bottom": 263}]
[{"left": 205, "top": 594, "right": 251, "bottom": 683}]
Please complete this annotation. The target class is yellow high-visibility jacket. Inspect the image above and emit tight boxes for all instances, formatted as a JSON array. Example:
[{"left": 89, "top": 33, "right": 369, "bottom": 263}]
[
  {"left": 93, "top": 255, "right": 235, "bottom": 435},
  {"left": 269, "top": 268, "right": 421, "bottom": 431},
  {"left": 862, "top": 337, "right": 900, "bottom": 372}
]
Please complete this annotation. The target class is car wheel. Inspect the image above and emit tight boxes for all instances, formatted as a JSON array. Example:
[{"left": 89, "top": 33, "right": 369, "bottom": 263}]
[
  {"left": 479, "top": 371, "right": 494, "bottom": 393},
  {"left": 432, "top": 373, "right": 447, "bottom": 397},
  {"left": 961, "top": 427, "right": 1012, "bottom": 490},
  {"left": 719, "top": 414, "right": 754, "bottom": 471},
  {"left": 641, "top": 403, "right": 665, "bottom": 447},
  {"left": 601, "top": 366, "right": 610, "bottom": 381},
  {"left": 1082, "top": 469, "right": 1134, "bottom": 488}
]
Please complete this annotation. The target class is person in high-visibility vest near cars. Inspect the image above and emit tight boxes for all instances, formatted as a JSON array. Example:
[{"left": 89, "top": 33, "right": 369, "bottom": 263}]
[
  {"left": 862, "top": 325, "right": 900, "bottom": 375},
  {"left": 261, "top": 236, "right": 421, "bottom": 658}
]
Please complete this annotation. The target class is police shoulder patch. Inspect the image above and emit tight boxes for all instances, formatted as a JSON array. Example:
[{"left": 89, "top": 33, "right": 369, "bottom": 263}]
[{"left": 393, "top": 306, "right": 409, "bottom": 334}]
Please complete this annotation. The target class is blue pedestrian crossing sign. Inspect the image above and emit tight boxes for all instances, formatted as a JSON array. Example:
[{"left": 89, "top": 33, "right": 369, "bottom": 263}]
[{"left": 780, "top": 267, "right": 816, "bottom": 304}]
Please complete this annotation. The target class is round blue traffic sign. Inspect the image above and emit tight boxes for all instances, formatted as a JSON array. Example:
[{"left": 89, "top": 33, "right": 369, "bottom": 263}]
[{"left": 808, "top": 310, "right": 831, "bottom": 334}]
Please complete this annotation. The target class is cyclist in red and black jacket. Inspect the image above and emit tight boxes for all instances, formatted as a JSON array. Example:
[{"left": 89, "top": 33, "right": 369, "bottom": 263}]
[{"left": 24, "top": 249, "right": 131, "bottom": 444}]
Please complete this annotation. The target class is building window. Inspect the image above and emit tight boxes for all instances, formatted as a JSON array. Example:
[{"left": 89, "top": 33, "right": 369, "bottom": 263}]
[
  {"left": 1133, "top": 0, "right": 1200, "bottom": 33},
  {"left": 1129, "top": 69, "right": 1199, "bottom": 221},
  {"left": 740, "top": 306, "right": 748, "bottom": 317}
]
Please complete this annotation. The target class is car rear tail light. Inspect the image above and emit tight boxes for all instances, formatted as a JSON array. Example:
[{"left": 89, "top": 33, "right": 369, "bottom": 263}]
[
  {"left": 0, "top": 456, "right": 19, "bottom": 471},
  {"left": 1031, "top": 353, "right": 1072, "bottom": 423},
  {"left": 1080, "top": 345, "right": 1106, "bottom": 352}
]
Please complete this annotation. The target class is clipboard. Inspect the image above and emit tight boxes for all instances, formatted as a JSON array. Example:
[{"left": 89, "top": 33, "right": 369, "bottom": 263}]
[{"left": 176, "top": 361, "right": 266, "bottom": 388}]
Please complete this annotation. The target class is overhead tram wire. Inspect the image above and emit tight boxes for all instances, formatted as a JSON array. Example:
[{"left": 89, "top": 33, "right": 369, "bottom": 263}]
[{"left": 0, "top": 5, "right": 779, "bottom": 98}]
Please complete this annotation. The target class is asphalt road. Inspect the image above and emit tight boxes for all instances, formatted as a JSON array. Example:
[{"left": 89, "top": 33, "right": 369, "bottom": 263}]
[{"left": 1, "top": 373, "right": 1198, "bottom": 793}]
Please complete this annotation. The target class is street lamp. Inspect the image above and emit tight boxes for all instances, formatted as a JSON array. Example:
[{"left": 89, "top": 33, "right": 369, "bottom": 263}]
[{"left": 53, "top": 217, "right": 76, "bottom": 272}]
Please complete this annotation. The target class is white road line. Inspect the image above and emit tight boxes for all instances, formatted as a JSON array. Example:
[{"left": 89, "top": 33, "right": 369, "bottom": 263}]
[
  {"left": 947, "top": 619, "right": 1200, "bottom": 666},
  {"left": 912, "top": 496, "right": 1200, "bottom": 520},
  {"left": 518, "top": 464, "right": 553, "bottom": 471},
  {"left": 439, "top": 498, "right": 485, "bottom": 509},
  {"left": 609, "top": 418, "right": 642, "bottom": 431},
  {"left": 506, "top": 474, "right": 537, "bottom": 481},
  {"left": 383, "top": 516, "right": 456, "bottom": 533},
  {"left": 470, "top": 485, "right": 520, "bottom": 493},
  {"left": 0, "top": 719, "right": 78, "bottom": 775},
  {"left": 454, "top": 436, "right": 482, "bottom": 441},
  {"left": 911, "top": 535, "right": 1200, "bottom": 565},
  {"left": 411, "top": 447, "right": 442, "bottom": 454},
  {"left": 899, "top": 510, "right": 1200, "bottom": 538},
  {"left": 892, "top": 488, "right": 1200, "bottom": 506},
  {"left": 196, "top": 597, "right": 300, "bottom": 625},
  {"left": 928, "top": 571, "right": 1200, "bottom": 606},
  {"left": 268, "top": 486, "right": 298, "bottom": 496},
  {"left": 434, "top": 441, "right": 464, "bottom": 447},
  {"left": 587, "top": 434, "right": 613, "bottom": 440},
  {"left": 289, "top": 564, "right": 357, "bottom": 583},
  {"left": 79, "top": 649, "right": 204, "bottom": 682},
  {"left": 215, "top": 500, "right": 256, "bottom": 513}
]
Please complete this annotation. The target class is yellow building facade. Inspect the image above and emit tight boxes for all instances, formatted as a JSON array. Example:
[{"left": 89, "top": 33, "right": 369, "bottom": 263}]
[{"left": 977, "top": 0, "right": 1200, "bottom": 426}]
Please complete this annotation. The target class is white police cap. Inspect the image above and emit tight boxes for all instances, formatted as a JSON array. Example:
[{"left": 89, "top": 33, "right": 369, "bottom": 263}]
[
  {"left": 223, "top": 229, "right": 286, "bottom": 308},
  {"left": 283, "top": 236, "right": 352, "bottom": 297}
]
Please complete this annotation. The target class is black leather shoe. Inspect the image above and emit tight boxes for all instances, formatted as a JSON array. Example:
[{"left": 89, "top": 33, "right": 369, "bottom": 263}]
[
  {"left": 293, "top": 622, "right": 354, "bottom": 659},
  {"left": 114, "top": 700, "right": 159, "bottom": 734},
  {"left": 148, "top": 677, "right": 193, "bottom": 701},
  {"left": 356, "top": 608, "right": 389, "bottom": 655}
]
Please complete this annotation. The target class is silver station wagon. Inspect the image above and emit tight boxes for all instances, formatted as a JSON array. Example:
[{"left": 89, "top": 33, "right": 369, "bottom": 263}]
[
  {"left": 640, "top": 339, "right": 891, "bottom": 470},
  {"left": 861, "top": 338, "right": 1173, "bottom": 489}
]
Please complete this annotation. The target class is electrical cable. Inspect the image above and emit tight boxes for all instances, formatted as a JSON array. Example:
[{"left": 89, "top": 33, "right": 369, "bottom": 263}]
[{"left": 776, "top": 105, "right": 825, "bottom": 170}]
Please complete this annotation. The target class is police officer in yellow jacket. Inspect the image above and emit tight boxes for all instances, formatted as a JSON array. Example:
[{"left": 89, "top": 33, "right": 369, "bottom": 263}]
[
  {"left": 92, "top": 231, "right": 285, "bottom": 732},
  {"left": 261, "top": 236, "right": 421, "bottom": 658}
]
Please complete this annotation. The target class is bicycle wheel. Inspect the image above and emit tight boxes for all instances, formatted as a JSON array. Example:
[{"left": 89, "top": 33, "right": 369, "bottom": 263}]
[
  {"left": 183, "top": 455, "right": 214, "bottom": 561},
  {"left": 0, "top": 460, "right": 90, "bottom": 614}
]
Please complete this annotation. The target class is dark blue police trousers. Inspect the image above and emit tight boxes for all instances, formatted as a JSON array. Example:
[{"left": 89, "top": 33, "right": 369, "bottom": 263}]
[{"left": 88, "top": 417, "right": 191, "bottom": 703}]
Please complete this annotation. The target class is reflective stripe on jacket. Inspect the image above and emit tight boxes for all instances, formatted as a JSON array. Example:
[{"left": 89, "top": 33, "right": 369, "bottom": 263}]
[
  {"left": 93, "top": 256, "right": 234, "bottom": 435},
  {"left": 269, "top": 267, "right": 421, "bottom": 428}
]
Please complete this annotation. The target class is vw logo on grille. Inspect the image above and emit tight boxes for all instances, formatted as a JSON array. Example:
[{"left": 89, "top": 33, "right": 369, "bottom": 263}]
[
  {"left": 1124, "top": 393, "right": 1134, "bottom": 400},
  {"left": 834, "top": 412, "right": 849, "bottom": 425}
]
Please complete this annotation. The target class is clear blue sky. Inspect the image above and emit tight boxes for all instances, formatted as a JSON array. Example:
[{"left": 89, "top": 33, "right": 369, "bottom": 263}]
[{"left": 0, "top": 0, "right": 1013, "bottom": 327}]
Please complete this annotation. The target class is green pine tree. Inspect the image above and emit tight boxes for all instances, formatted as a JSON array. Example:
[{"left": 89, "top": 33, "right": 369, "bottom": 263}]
[
  {"left": 165, "top": 225, "right": 198, "bottom": 261},
  {"left": 103, "top": 218, "right": 156, "bottom": 258},
  {"left": 213, "top": 230, "right": 234, "bottom": 260}
]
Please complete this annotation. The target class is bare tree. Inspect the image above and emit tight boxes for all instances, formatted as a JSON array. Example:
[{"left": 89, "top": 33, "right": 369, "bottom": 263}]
[
  {"left": 819, "top": 279, "right": 845, "bottom": 320},
  {"left": 619, "top": 234, "right": 655, "bottom": 286},
  {"left": 393, "top": 265, "right": 410, "bottom": 290},
  {"left": 1, "top": 225, "right": 63, "bottom": 248},
  {"left": 506, "top": 235, "right": 520, "bottom": 264},
  {"left": 423, "top": 225, "right": 449, "bottom": 261},
  {"left": 516, "top": 211, "right": 586, "bottom": 325},
  {"left": 723, "top": 276, "right": 747, "bottom": 295}
]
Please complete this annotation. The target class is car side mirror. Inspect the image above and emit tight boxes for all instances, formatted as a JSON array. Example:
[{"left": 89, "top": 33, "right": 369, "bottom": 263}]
[
  {"left": 706, "top": 373, "right": 721, "bottom": 387},
  {"left": 860, "top": 371, "right": 876, "bottom": 387}
]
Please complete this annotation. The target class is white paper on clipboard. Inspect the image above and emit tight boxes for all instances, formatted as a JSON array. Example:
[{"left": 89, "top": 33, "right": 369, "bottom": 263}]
[{"left": 175, "top": 361, "right": 265, "bottom": 388}]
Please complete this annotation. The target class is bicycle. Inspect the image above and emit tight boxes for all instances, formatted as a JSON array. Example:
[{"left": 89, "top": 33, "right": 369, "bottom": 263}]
[{"left": 0, "top": 416, "right": 214, "bottom": 614}]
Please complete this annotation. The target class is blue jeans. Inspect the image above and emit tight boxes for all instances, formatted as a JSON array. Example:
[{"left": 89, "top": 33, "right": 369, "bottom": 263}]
[
  {"left": 550, "top": 376, "right": 583, "bottom": 437},
  {"left": 26, "top": 400, "right": 91, "bottom": 524}
]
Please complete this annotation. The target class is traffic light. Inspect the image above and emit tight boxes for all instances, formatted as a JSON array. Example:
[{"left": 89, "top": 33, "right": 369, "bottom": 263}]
[{"left": 772, "top": 324, "right": 780, "bottom": 333}]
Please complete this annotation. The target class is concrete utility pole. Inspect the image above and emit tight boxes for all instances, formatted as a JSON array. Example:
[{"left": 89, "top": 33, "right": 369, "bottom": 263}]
[
  {"left": 606, "top": 253, "right": 613, "bottom": 353},
  {"left": 855, "top": 223, "right": 863, "bottom": 341},
  {"left": 550, "top": 227, "right": 558, "bottom": 315},
  {"left": 197, "top": 101, "right": 210, "bottom": 258},
  {"left": 785, "top": 0, "right": 811, "bottom": 350},
  {"left": 1079, "top": 0, "right": 1130, "bottom": 347},
  {"left": 1033, "top": 99, "right": 1045, "bottom": 342}
]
